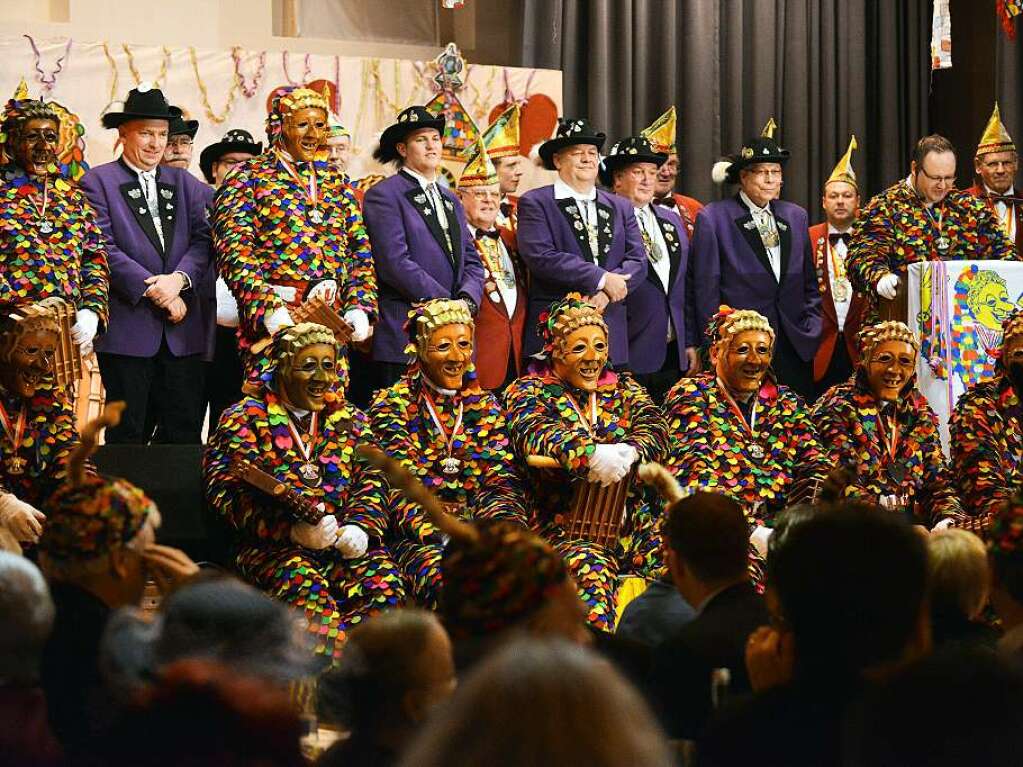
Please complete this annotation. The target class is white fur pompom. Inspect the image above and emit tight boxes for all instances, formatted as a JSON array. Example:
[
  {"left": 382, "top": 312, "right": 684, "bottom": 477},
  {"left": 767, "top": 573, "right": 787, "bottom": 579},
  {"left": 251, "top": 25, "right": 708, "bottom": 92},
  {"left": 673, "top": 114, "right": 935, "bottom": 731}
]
[
  {"left": 529, "top": 142, "right": 545, "bottom": 168},
  {"left": 711, "top": 160, "right": 732, "bottom": 185}
]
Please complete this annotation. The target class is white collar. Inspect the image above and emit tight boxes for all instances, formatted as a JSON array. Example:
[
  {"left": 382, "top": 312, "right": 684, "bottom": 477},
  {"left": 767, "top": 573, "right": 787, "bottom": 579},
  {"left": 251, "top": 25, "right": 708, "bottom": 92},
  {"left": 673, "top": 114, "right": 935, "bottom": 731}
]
[
  {"left": 554, "top": 177, "right": 597, "bottom": 202},
  {"left": 281, "top": 401, "right": 311, "bottom": 419},
  {"left": 421, "top": 373, "right": 459, "bottom": 398},
  {"left": 403, "top": 165, "right": 439, "bottom": 190},
  {"left": 905, "top": 175, "right": 936, "bottom": 207},
  {"left": 984, "top": 184, "right": 1016, "bottom": 197},
  {"left": 124, "top": 158, "right": 158, "bottom": 177},
  {"left": 739, "top": 189, "right": 772, "bottom": 215},
  {"left": 827, "top": 222, "right": 852, "bottom": 235}
]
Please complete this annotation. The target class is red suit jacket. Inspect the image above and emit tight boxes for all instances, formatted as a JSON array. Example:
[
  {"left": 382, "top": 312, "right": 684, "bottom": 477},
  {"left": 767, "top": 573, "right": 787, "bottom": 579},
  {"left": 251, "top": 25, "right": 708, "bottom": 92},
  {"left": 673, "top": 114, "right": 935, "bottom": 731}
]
[
  {"left": 658, "top": 193, "right": 704, "bottom": 239},
  {"left": 809, "top": 222, "right": 868, "bottom": 383},
  {"left": 474, "top": 226, "right": 527, "bottom": 389},
  {"left": 966, "top": 183, "right": 1023, "bottom": 259}
]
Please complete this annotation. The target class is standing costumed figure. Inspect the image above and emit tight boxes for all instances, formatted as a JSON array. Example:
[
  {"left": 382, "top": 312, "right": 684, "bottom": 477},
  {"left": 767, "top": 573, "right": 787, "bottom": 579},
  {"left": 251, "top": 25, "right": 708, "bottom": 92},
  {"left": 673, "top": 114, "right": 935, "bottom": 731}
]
[
  {"left": 368, "top": 299, "right": 527, "bottom": 608},
  {"left": 0, "top": 299, "right": 83, "bottom": 546},
  {"left": 213, "top": 86, "right": 375, "bottom": 371},
  {"left": 504, "top": 295, "right": 669, "bottom": 631},
  {"left": 811, "top": 321, "right": 962, "bottom": 527},
  {"left": 664, "top": 307, "right": 827, "bottom": 528},
  {"left": 949, "top": 308, "right": 1023, "bottom": 536},
  {"left": 203, "top": 323, "right": 404, "bottom": 659},
  {"left": 0, "top": 82, "right": 108, "bottom": 355}
]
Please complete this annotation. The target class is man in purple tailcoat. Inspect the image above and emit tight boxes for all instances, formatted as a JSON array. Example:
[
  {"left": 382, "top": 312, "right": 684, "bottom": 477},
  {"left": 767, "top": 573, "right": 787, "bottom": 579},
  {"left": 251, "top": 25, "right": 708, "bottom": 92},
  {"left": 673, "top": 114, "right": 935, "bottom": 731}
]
[
  {"left": 691, "top": 121, "right": 821, "bottom": 401},
  {"left": 516, "top": 118, "right": 647, "bottom": 367},
  {"left": 601, "top": 135, "right": 698, "bottom": 403},
  {"left": 80, "top": 85, "right": 212, "bottom": 443},
  {"left": 362, "top": 106, "right": 484, "bottom": 390}
]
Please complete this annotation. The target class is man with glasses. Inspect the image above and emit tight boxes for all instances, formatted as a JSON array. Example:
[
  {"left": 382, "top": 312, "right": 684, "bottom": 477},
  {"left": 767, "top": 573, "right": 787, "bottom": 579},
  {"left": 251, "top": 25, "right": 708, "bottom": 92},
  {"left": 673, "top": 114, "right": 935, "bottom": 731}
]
[
  {"left": 848, "top": 134, "right": 1014, "bottom": 307},
  {"left": 967, "top": 105, "right": 1022, "bottom": 260},
  {"left": 455, "top": 140, "right": 526, "bottom": 390},
  {"left": 691, "top": 120, "right": 821, "bottom": 401}
]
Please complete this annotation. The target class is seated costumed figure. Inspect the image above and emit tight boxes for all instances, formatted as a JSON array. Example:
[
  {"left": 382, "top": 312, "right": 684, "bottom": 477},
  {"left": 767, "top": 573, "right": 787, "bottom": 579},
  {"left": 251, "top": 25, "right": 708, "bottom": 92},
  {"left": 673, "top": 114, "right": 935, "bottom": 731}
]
[
  {"left": 811, "top": 321, "right": 962, "bottom": 527},
  {"left": 367, "top": 299, "right": 527, "bottom": 608},
  {"left": 0, "top": 298, "right": 82, "bottom": 546},
  {"left": 949, "top": 308, "right": 1023, "bottom": 536},
  {"left": 203, "top": 322, "right": 404, "bottom": 659},
  {"left": 503, "top": 294, "right": 669, "bottom": 632},
  {"left": 664, "top": 306, "right": 827, "bottom": 528}
]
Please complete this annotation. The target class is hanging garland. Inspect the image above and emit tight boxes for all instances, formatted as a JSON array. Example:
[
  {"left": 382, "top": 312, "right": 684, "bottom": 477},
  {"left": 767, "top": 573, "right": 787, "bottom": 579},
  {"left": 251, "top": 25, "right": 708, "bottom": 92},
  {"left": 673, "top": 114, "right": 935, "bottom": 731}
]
[
  {"left": 100, "top": 41, "right": 121, "bottom": 116},
  {"left": 282, "top": 51, "right": 312, "bottom": 86},
  {"left": 189, "top": 47, "right": 240, "bottom": 125},
  {"left": 231, "top": 46, "right": 267, "bottom": 98},
  {"left": 23, "top": 35, "right": 73, "bottom": 96},
  {"left": 122, "top": 43, "right": 171, "bottom": 88}
]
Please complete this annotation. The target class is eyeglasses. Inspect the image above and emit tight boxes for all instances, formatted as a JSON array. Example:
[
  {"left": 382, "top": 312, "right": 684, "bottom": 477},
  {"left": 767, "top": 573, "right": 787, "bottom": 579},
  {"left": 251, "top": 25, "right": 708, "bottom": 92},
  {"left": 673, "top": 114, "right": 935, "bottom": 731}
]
[
  {"left": 917, "top": 166, "right": 956, "bottom": 184},
  {"left": 167, "top": 137, "right": 194, "bottom": 148},
  {"left": 469, "top": 190, "right": 501, "bottom": 201},
  {"left": 747, "top": 167, "right": 783, "bottom": 180}
]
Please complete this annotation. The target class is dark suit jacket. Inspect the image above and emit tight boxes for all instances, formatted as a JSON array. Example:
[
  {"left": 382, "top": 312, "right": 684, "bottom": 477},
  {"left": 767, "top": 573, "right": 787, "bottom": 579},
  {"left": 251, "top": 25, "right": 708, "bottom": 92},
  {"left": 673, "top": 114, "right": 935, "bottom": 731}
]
[{"left": 648, "top": 581, "right": 769, "bottom": 740}]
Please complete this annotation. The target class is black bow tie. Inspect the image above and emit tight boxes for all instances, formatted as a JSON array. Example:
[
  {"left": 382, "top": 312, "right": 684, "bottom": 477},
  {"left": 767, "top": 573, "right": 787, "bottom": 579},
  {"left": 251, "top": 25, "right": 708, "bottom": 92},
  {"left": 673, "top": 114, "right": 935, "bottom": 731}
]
[
  {"left": 476, "top": 229, "right": 501, "bottom": 240},
  {"left": 653, "top": 195, "right": 675, "bottom": 208},
  {"left": 829, "top": 232, "right": 849, "bottom": 246},
  {"left": 500, "top": 201, "right": 513, "bottom": 216},
  {"left": 989, "top": 194, "right": 1021, "bottom": 205}
]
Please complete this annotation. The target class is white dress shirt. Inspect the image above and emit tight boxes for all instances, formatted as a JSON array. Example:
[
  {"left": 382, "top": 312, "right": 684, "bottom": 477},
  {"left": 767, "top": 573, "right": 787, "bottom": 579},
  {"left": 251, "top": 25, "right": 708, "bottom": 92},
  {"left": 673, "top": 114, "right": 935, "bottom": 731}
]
[
  {"left": 827, "top": 224, "right": 852, "bottom": 331},
  {"left": 739, "top": 190, "right": 781, "bottom": 280},
  {"left": 553, "top": 177, "right": 607, "bottom": 292},
  {"left": 404, "top": 165, "right": 452, "bottom": 246},
  {"left": 124, "top": 158, "right": 165, "bottom": 248},
  {"left": 472, "top": 226, "right": 518, "bottom": 317},
  {"left": 635, "top": 204, "right": 671, "bottom": 292}
]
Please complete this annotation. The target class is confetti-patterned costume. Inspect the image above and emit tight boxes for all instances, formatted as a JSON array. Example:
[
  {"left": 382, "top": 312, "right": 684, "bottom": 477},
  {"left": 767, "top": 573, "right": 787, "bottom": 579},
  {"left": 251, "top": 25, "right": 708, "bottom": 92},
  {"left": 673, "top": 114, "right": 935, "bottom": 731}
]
[
  {"left": 0, "top": 166, "right": 108, "bottom": 322},
  {"left": 0, "top": 384, "right": 79, "bottom": 508},
  {"left": 203, "top": 387, "right": 404, "bottom": 659},
  {"left": 212, "top": 150, "right": 376, "bottom": 360},
  {"left": 368, "top": 369, "right": 528, "bottom": 608},
  {"left": 949, "top": 373, "right": 1023, "bottom": 536},
  {"left": 812, "top": 373, "right": 961, "bottom": 526},
  {"left": 503, "top": 366, "right": 669, "bottom": 631},
  {"left": 848, "top": 182, "right": 1015, "bottom": 293},
  {"left": 664, "top": 374, "right": 827, "bottom": 523}
]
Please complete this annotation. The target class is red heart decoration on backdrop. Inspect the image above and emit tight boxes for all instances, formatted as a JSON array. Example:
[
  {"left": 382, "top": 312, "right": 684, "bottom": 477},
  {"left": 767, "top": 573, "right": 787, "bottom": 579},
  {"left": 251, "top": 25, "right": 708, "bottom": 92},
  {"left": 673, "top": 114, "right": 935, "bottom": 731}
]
[{"left": 489, "top": 93, "right": 559, "bottom": 157}]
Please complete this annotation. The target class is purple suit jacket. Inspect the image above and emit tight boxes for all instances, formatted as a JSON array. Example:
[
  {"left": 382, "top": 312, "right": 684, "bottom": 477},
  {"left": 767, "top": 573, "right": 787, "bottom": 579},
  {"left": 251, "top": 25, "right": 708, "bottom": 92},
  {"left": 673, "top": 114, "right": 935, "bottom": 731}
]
[
  {"left": 625, "top": 205, "right": 696, "bottom": 374},
  {"left": 80, "top": 160, "right": 212, "bottom": 358},
  {"left": 516, "top": 185, "right": 647, "bottom": 366},
  {"left": 363, "top": 170, "right": 484, "bottom": 363},
  {"left": 690, "top": 195, "right": 821, "bottom": 361}
]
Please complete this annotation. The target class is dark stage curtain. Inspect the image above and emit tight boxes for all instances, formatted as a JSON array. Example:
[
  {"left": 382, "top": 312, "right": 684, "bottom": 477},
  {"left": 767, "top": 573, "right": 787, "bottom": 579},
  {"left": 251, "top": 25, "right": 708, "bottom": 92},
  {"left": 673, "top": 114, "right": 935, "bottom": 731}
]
[
  {"left": 521, "top": 0, "right": 931, "bottom": 213},
  {"left": 996, "top": 21, "right": 1023, "bottom": 151}
]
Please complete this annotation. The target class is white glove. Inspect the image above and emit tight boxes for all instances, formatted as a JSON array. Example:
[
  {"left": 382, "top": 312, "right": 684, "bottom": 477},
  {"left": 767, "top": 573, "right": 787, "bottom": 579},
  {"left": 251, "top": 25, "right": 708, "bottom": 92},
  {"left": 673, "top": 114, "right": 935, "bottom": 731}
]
[
  {"left": 0, "top": 492, "right": 46, "bottom": 544},
  {"left": 344, "top": 309, "right": 371, "bottom": 343},
  {"left": 269, "top": 284, "right": 298, "bottom": 302},
  {"left": 264, "top": 306, "right": 295, "bottom": 335},
  {"left": 335, "top": 524, "right": 369, "bottom": 559},
  {"left": 307, "top": 279, "right": 338, "bottom": 305},
  {"left": 71, "top": 308, "right": 99, "bottom": 355},
  {"left": 931, "top": 518, "right": 955, "bottom": 532},
  {"left": 614, "top": 443, "right": 639, "bottom": 470},
  {"left": 215, "top": 277, "right": 240, "bottom": 328},
  {"left": 750, "top": 525, "right": 773, "bottom": 559},
  {"left": 588, "top": 444, "right": 629, "bottom": 487},
  {"left": 876, "top": 273, "right": 900, "bottom": 300},
  {"left": 290, "top": 514, "right": 338, "bottom": 550}
]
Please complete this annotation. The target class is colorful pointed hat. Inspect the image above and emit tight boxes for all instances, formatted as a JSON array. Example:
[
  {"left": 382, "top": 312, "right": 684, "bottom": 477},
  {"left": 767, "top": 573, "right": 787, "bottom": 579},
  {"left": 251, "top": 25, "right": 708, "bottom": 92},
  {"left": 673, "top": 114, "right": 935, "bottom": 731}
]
[
  {"left": 976, "top": 103, "right": 1016, "bottom": 156},
  {"left": 457, "top": 138, "right": 498, "bottom": 188},
  {"left": 482, "top": 103, "right": 521, "bottom": 160},
  {"left": 825, "top": 135, "right": 859, "bottom": 190},
  {"left": 641, "top": 106, "right": 677, "bottom": 155},
  {"left": 761, "top": 117, "right": 778, "bottom": 140}
]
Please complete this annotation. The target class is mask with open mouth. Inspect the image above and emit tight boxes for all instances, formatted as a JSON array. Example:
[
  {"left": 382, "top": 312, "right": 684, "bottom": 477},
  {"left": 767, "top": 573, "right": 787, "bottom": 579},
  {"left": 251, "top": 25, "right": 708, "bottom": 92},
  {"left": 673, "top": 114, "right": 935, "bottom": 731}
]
[
  {"left": 553, "top": 324, "right": 609, "bottom": 392},
  {"left": 282, "top": 105, "right": 328, "bottom": 164},
  {"left": 12, "top": 116, "right": 59, "bottom": 177},
  {"left": 278, "top": 341, "right": 337, "bottom": 412},
  {"left": 713, "top": 329, "right": 773, "bottom": 398},
  {"left": 422, "top": 323, "right": 474, "bottom": 390},
  {"left": 865, "top": 339, "right": 916, "bottom": 402},
  {"left": 0, "top": 327, "right": 58, "bottom": 399}
]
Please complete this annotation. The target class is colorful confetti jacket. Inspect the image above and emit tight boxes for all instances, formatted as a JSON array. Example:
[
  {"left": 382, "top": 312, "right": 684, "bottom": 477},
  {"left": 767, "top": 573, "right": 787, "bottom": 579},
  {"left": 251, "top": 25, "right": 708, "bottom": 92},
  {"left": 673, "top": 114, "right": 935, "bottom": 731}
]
[
  {"left": 212, "top": 152, "right": 376, "bottom": 349},
  {"left": 203, "top": 388, "right": 388, "bottom": 545},
  {"left": 811, "top": 374, "right": 961, "bottom": 526},
  {"left": 0, "top": 384, "right": 79, "bottom": 508},
  {"left": 664, "top": 374, "right": 827, "bottom": 522},
  {"left": 848, "top": 181, "right": 1015, "bottom": 294},
  {"left": 949, "top": 373, "right": 1023, "bottom": 530},
  {"left": 368, "top": 371, "right": 528, "bottom": 543},
  {"left": 0, "top": 166, "right": 109, "bottom": 322}
]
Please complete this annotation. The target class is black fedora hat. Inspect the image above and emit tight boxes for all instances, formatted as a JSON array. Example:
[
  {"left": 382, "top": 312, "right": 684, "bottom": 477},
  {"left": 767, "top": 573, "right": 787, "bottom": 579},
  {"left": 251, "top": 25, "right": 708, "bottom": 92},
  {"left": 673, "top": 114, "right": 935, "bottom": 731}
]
[
  {"left": 598, "top": 135, "right": 667, "bottom": 187},
  {"left": 199, "top": 128, "right": 263, "bottom": 183},
  {"left": 373, "top": 106, "right": 445, "bottom": 165},
  {"left": 168, "top": 113, "right": 199, "bottom": 139},
  {"left": 102, "top": 84, "right": 182, "bottom": 129},
  {"left": 538, "top": 118, "right": 606, "bottom": 171},
  {"left": 712, "top": 137, "right": 791, "bottom": 185}
]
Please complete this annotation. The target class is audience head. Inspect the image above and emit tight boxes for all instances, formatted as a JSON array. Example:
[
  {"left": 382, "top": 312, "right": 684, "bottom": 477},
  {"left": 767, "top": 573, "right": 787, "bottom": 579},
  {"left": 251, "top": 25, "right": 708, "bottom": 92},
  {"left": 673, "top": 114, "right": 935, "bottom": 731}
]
[
  {"left": 847, "top": 648, "right": 1023, "bottom": 767},
  {"left": 662, "top": 491, "right": 749, "bottom": 606},
  {"left": 928, "top": 528, "right": 989, "bottom": 625},
  {"left": 0, "top": 552, "right": 54, "bottom": 684},
  {"left": 707, "top": 306, "right": 775, "bottom": 398},
  {"left": 272, "top": 322, "right": 340, "bottom": 412},
  {"left": 910, "top": 134, "right": 957, "bottom": 205},
  {"left": 974, "top": 104, "right": 1017, "bottom": 195},
  {"left": 405, "top": 299, "right": 475, "bottom": 391},
  {"left": 542, "top": 293, "right": 609, "bottom": 392},
  {"left": 400, "top": 638, "right": 673, "bottom": 767},
  {"left": 319, "top": 609, "right": 454, "bottom": 742},
  {"left": 769, "top": 504, "right": 929, "bottom": 678}
]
